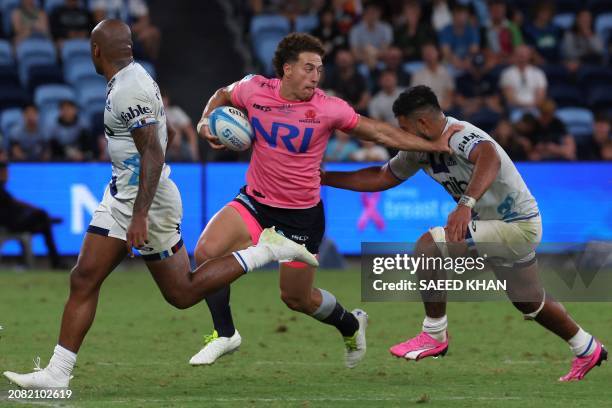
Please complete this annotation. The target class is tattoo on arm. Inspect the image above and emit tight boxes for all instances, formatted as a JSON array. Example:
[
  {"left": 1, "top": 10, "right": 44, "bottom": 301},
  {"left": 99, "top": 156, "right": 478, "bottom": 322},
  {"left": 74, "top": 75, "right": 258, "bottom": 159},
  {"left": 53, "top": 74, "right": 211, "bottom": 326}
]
[{"left": 132, "top": 124, "right": 164, "bottom": 217}]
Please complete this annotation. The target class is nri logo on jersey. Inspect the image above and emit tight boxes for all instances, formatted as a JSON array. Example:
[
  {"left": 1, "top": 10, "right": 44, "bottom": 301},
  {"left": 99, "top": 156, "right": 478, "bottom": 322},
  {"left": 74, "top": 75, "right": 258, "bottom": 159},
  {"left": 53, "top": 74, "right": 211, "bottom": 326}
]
[
  {"left": 251, "top": 117, "right": 314, "bottom": 153},
  {"left": 120, "top": 105, "right": 153, "bottom": 123}
]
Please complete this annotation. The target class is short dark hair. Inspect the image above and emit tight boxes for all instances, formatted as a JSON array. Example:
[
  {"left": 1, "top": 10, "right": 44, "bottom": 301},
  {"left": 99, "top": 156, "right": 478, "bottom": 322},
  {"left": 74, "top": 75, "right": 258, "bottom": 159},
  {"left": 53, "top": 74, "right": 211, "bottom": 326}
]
[
  {"left": 392, "top": 86, "right": 441, "bottom": 118},
  {"left": 273, "top": 33, "right": 325, "bottom": 78}
]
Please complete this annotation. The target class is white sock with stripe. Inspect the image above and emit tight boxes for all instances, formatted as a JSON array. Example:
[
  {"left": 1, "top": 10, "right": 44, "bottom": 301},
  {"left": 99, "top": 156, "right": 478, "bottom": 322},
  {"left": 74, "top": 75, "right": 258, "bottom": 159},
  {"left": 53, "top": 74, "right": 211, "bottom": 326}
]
[
  {"left": 422, "top": 315, "right": 448, "bottom": 342},
  {"left": 232, "top": 245, "right": 272, "bottom": 273},
  {"left": 568, "top": 328, "right": 596, "bottom": 357}
]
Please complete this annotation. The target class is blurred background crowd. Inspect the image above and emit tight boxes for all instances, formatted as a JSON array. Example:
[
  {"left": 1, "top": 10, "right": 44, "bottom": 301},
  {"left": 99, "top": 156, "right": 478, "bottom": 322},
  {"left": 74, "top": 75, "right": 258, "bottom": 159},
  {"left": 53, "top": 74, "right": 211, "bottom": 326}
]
[{"left": 1, "top": 0, "right": 611, "bottom": 164}]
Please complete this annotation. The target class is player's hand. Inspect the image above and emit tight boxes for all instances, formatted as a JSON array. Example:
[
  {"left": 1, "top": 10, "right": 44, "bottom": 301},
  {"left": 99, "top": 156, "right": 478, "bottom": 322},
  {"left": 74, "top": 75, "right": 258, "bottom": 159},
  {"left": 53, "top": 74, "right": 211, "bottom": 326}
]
[
  {"left": 435, "top": 124, "right": 464, "bottom": 153},
  {"left": 446, "top": 204, "right": 471, "bottom": 242},
  {"left": 126, "top": 214, "right": 148, "bottom": 257},
  {"left": 198, "top": 122, "right": 226, "bottom": 150}
]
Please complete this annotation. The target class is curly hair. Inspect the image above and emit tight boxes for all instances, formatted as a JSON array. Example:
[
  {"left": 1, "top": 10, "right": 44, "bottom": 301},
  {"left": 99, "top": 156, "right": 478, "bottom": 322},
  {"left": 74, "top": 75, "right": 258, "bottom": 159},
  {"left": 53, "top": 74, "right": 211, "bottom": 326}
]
[{"left": 272, "top": 33, "right": 325, "bottom": 78}]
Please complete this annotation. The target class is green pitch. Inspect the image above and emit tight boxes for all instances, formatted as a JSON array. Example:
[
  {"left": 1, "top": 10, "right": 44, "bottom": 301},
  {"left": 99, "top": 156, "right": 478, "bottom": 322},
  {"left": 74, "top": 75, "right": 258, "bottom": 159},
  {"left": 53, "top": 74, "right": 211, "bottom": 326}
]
[{"left": 0, "top": 268, "right": 610, "bottom": 407}]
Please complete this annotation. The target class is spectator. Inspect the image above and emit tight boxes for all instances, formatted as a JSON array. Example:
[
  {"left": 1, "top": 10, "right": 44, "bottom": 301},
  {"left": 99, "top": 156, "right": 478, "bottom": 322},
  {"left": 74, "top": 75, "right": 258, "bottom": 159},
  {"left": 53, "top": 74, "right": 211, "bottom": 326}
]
[
  {"left": 561, "top": 9, "right": 605, "bottom": 68},
  {"left": 371, "top": 46, "right": 411, "bottom": 91},
  {"left": 368, "top": 70, "right": 404, "bottom": 126},
  {"left": 348, "top": 2, "right": 392, "bottom": 64},
  {"left": 455, "top": 55, "right": 504, "bottom": 116},
  {"left": 8, "top": 104, "right": 49, "bottom": 161},
  {"left": 324, "top": 130, "right": 360, "bottom": 162},
  {"left": 0, "top": 161, "right": 65, "bottom": 268},
  {"left": 491, "top": 118, "right": 529, "bottom": 161},
  {"left": 90, "top": 0, "right": 161, "bottom": 60},
  {"left": 500, "top": 45, "right": 547, "bottom": 110},
  {"left": 311, "top": 7, "right": 348, "bottom": 59},
  {"left": 332, "top": 0, "right": 362, "bottom": 36},
  {"left": 482, "top": 0, "right": 523, "bottom": 67},
  {"left": 322, "top": 49, "right": 370, "bottom": 112},
  {"left": 429, "top": 0, "right": 452, "bottom": 32},
  {"left": 439, "top": 4, "right": 480, "bottom": 72},
  {"left": 579, "top": 113, "right": 612, "bottom": 160},
  {"left": 162, "top": 94, "right": 199, "bottom": 162},
  {"left": 528, "top": 100, "right": 576, "bottom": 161},
  {"left": 352, "top": 140, "right": 390, "bottom": 161},
  {"left": 523, "top": 1, "right": 562, "bottom": 64},
  {"left": 410, "top": 43, "right": 455, "bottom": 111},
  {"left": 393, "top": 0, "right": 436, "bottom": 62},
  {"left": 49, "top": 0, "right": 92, "bottom": 43},
  {"left": 47, "top": 100, "right": 94, "bottom": 161},
  {"left": 11, "top": 0, "right": 50, "bottom": 44}
]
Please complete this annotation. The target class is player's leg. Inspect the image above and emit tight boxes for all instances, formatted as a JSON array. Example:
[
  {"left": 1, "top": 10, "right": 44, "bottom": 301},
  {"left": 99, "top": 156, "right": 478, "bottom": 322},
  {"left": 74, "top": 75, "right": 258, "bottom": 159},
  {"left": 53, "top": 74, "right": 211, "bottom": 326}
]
[
  {"left": 389, "top": 228, "right": 457, "bottom": 360},
  {"left": 3, "top": 232, "right": 126, "bottom": 388},
  {"left": 191, "top": 204, "right": 254, "bottom": 364},
  {"left": 278, "top": 262, "right": 367, "bottom": 368}
]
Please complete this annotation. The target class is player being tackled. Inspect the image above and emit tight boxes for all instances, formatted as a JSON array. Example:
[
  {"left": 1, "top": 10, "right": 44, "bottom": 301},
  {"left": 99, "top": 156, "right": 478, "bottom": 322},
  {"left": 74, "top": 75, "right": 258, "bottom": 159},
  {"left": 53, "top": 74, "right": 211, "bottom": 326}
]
[{"left": 321, "top": 86, "right": 607, "bottom": 381}]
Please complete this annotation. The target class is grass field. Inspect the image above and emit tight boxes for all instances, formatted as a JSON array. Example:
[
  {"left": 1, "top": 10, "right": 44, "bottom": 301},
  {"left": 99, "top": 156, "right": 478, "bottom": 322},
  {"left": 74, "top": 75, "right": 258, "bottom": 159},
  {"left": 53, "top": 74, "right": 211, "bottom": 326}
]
[{"left": 0, "top": 267, "right": 610, "bottom": 407}]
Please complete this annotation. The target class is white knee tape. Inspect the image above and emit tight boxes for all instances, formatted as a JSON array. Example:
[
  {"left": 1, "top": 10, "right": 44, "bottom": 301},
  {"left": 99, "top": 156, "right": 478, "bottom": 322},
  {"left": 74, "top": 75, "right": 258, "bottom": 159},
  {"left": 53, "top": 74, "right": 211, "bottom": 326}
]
[
  {"left": 524, "top": 290, "right": 546, "bottom": 320},
  {"left": 429, "top": 226, "right": 450, "bottom": 258}
]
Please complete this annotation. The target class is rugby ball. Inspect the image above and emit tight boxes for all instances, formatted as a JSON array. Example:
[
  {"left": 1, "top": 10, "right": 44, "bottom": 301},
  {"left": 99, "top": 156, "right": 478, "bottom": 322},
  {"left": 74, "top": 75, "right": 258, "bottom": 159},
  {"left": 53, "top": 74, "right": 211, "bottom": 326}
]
[{"left": 209, "top": 106, "right": 253, "bottom": 151}]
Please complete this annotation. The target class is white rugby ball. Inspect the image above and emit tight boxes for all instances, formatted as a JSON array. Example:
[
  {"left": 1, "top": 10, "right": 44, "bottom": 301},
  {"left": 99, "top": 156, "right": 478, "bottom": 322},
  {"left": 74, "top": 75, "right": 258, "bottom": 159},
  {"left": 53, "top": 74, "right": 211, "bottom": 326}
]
[{"left": 209, "top": 106, "right": 253, "bottom": 151}]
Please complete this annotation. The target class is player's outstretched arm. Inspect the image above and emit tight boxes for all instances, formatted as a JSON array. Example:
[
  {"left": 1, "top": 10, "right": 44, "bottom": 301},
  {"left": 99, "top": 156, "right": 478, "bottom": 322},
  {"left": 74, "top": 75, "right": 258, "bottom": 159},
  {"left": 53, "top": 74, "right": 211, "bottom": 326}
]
[
  {"left": 351, "top": 116, "right": 462, "bottom": 153},
  {"left": 321, "top": 165, "right": 402, "bottom": 192},
  {"left": 127, "top": 124, "right": 165, "bottom": 254},
  {"left": 446, "top": 141, "right": 501, "bottom": 242},
  {"left": 196, "top": 83, "right": 237, "bottom": 150}
]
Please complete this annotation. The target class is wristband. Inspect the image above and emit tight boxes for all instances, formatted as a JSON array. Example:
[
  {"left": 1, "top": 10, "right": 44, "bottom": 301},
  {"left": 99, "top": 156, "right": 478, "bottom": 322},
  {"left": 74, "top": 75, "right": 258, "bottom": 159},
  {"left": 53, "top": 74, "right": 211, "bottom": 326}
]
[
  {"left": 458, "top": 195, "right": 476, "bottom": 208},
  {"left": 196, "top": 117, "right": 209, "bottom": 134}
]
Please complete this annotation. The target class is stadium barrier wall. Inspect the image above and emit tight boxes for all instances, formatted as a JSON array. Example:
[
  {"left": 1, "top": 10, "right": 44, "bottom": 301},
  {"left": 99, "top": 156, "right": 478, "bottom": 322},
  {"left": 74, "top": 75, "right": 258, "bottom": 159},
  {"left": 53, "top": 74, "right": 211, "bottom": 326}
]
[{"left": 2, "top": 162, "right": 611, "bottom": 256}]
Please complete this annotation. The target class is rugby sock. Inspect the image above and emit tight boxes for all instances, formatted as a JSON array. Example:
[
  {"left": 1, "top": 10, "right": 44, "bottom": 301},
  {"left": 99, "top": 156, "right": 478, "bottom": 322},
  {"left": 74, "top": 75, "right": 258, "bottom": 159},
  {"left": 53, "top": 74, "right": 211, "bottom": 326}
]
[
  {"left": 312, "top": 289, "right": 359, "bottom": 337},
  {"left": 568, "top": 328, "right": 596, "bottom": 357},
  {"left": 232, "top": 245, "right": 273, "bottom": 272},
  {"left": 47, "top": 344, "right": 76, "bottom": 379},
  {"left": 422, "top": 315, "right": 448, "bottom": 342},
  {"left": 205, "top": 286, "right": 236, "bottom": 338}
]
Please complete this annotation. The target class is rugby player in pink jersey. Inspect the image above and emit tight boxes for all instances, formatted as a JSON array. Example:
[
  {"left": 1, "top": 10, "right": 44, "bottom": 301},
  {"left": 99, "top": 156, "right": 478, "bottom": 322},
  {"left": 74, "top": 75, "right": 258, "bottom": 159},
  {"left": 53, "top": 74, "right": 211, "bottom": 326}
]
[{"left": 189, "top": 33, "right": 461, "bottom": 368}]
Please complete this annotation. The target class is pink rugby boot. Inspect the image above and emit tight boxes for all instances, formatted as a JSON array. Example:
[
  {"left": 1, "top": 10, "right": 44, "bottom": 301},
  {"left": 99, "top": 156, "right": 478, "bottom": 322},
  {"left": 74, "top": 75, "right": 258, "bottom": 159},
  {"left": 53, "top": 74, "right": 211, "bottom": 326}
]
[
  {"left": 559, "top": 339, "right": 607, "bottom": 382},
  {"left": 390, "top": 331, "right": 449, "bottom": 361}
]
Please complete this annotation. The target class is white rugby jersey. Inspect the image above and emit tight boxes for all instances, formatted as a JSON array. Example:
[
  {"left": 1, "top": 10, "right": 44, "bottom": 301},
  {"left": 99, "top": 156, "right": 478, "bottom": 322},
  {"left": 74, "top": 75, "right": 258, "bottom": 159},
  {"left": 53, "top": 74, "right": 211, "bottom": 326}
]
[
  {"left": 104, "top": 62, "right": 169, "bottom": 201},
  {"left": 387, "top": 117, "right": 539, "bottom": 222}
]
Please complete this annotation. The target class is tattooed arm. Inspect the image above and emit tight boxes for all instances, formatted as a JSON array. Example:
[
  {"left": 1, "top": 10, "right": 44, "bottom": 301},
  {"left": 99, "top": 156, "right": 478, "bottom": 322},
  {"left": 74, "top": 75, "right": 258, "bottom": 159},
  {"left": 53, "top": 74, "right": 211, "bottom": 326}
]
[{"left": 126, "top": 124, "right": 164, "bottom": 255}]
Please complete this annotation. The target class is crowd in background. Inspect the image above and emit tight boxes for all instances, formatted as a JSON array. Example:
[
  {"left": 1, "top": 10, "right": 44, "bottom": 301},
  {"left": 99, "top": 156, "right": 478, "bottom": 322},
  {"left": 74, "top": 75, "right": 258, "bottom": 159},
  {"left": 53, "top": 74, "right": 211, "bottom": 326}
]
[{"left": 245, "top": 0, "right": 612, "bottom": 162}]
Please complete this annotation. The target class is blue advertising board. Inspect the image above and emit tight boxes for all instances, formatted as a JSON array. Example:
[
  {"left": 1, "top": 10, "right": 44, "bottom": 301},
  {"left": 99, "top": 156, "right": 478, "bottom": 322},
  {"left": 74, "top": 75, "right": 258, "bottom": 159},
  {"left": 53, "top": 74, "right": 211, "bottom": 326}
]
[{"left": 2, "top": 162, "right": 611, "bottom": 256}]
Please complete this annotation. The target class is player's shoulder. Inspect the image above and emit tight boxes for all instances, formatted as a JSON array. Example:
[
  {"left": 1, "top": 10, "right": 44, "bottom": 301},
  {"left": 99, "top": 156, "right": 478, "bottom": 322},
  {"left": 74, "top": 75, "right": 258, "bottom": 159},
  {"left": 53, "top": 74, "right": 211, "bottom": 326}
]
[
  {"left": 447, "top": 117, "right": 495, "bottom": 155},
  {"left": 312, "top": 88, "right": 350, "bottom": 107}
]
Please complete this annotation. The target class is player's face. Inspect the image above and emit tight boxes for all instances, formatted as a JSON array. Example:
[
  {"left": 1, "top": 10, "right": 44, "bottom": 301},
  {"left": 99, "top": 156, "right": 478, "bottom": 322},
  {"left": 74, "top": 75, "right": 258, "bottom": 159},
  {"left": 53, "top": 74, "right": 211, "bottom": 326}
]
[
  {"left": 285, "top": 52, "right": 323, "bottom": 100},
  {"left": 398, "top": 115, "right": 430, "bottom": 140}
]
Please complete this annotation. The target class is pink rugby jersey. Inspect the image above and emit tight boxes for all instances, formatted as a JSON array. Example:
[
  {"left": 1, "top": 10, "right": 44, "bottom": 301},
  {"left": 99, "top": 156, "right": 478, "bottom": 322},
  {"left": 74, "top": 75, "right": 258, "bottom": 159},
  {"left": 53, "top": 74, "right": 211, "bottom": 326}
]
[{"left": 231, "top": 74, "right": 360, "bottom": 208}]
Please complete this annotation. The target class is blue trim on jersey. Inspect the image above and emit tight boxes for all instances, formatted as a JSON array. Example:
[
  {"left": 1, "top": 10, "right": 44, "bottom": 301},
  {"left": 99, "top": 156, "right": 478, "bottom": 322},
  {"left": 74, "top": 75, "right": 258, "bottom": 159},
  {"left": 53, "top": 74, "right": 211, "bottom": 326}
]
[
  {"left": 128, "top": 119, "right": 159, "bottom": 132},
  {"left": 142, "top": 239, "right": 184, "bottom": 261},
  {"left": 504, "top": 212, "right": 540, "bottom": 223},
  {"left": 211, "top": 109, "right": 252, "bottom": 140},
  {"left": 577, "top": 336, "right": 595, "bottom": 357}
]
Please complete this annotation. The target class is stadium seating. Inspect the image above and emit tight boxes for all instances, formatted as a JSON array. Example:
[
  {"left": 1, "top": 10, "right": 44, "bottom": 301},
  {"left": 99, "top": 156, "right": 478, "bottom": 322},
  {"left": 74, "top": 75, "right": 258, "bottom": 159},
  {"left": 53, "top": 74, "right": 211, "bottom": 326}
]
[
  {"left": 1, "top": 0, "right": 20, "bottom": 36},
  {"left": 588, "top": 84, "right": 612, "bottom": 111},
  {"left": 402, "top": 61, "right": 424, "bottom": 75},
  {"left": 61, "top": 39, "right": 91, "bottom": 64},
  {"left": 44, "top": 0, "right": 83, "bottom": 13},
  {"left": 595, "top": 13, "right": 612, "bottom": 46},
  {"left": 77, "top": 82, "right": 107, "bottom": 115},
  {"left": 16, "top": 38, "right": 57, "bottom": 84},
  {"left": 557, "top": 107, "right": 595, "bottom": 143},
  {"left": 0, "top": 39, "right": 13, "bottom": 65},
  {"left": 34, "top": 84, "right": 76, "bottom": 112},
  {"left": 64, "top": 59, "right": 101, "bottom": 87},
  {"left": 0, "top": 85, "right": 28, "bottom": 110},
  {"left": 0, "top": 65, "right": 19, "bottom": 87},
  {"left": 549, "top": 84, "right": 585, "bottom": 108},
  {"left": 250, "top": 15, "right": 290, "bottom": 75},
  {"left": 137, "top": 60, "right": 156, "bottom": 79},
  {"left": 26, "top": 63, "right": 64, "bottom": 93},
  {"left": 552, "top": 14, "right": 575, "bottom": 31},
  {"left": 577, "top": 65, "right": 612, "bottom": 89},
  {"left": 0, "top": 107, "right": 22, "bottom": 136},
  {"left": 543, "top": 64, "right": 572, "bottom": 87},
  {"left": 295, "top": 14, "right": 318, "bottom": 33}
]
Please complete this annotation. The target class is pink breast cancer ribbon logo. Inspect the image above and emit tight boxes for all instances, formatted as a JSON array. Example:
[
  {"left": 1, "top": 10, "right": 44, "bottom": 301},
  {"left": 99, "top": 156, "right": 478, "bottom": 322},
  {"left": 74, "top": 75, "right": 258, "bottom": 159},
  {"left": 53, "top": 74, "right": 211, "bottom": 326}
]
[{"left": 357, "top": 192, "right": 385, "bottom": 231}]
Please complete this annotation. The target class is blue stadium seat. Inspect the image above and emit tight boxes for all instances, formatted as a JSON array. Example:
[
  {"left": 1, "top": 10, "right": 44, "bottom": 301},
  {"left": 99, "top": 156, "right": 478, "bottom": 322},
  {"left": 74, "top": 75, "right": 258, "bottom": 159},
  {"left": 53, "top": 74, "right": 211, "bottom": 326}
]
[
  {"left": 295, "top": 14, "right": 318, "bottom": 33},
  {"left": 34, "top": 84, "right": 76, "bottom": 112},
  {"left": 0, "top": 107, "right": 23, "bottom": 136},
  {"left": 1, "top": 0, "right": 20, "bottom": 36},
  {"left": 543, "top": 64, "right": 572, "bottom": 87},
  {"left": 39, "top": 105, "right": 59, "bottom": 129},
  {"left": 0, "top": 65, "right": 19, "bottom": 86},
  {"left": 402, "top": 61, "right": 424, "bottom": 75},
  {"left": 136, "top": 60, "right": 156, "bottom": 79},
  {"left": 556, "top": 108, "right": 594, "bottom": 144},
  {"left": 250, "top": 15, "right": 290, "bottom": 42},
  {"left": 0, "top": 39, "right": 13, "bottom": 65},
  {"left": 254, "top": 35, "right": 282, "bottom": 76},
  {"left": 549, "top": 84, "right": 585, "bottom": 108},
  {"left": 27, "top": 63, "right": 63, "bottom": 93},
  {"left": 16, "top": 38, "right": 56, "bottom": 62},
  {"left": 553, "top": 13, "right": 575, "bottom": 30},
  {"left": 61, "top": 38, "right": 91, "bottom": 63},
  {"left": 77, "top": 82, "right": 106, "bottom": 112},
  {"left": 45, "top": 0, "right": 83, "bottom": 13},
  {"left": 595, "top": 13, "right": 612, "bottom": 44},
  {"left": 64, "top": 59, "right": 98, "bottom": 84},
  {"left": 467, "top": 109, "right": 502, "bottom": 133}
]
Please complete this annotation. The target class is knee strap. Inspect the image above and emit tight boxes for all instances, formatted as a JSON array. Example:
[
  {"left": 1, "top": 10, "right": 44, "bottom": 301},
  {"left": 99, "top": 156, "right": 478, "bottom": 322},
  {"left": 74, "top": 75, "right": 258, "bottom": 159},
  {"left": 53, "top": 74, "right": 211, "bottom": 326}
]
[
  {"left": 429, "top": 226, "right": 450, "bottom": 258},
  {"left": 524, "top": 290, "right": 546, "bottom": 320}
]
